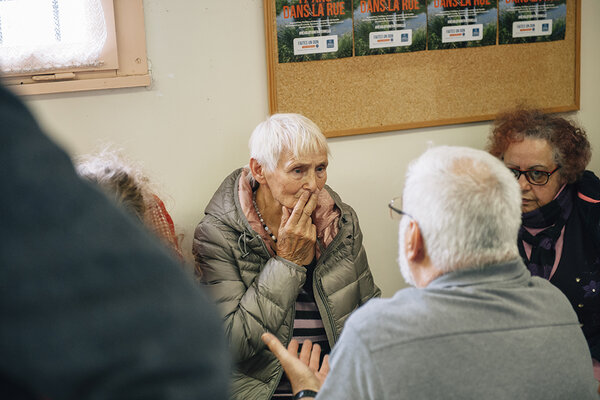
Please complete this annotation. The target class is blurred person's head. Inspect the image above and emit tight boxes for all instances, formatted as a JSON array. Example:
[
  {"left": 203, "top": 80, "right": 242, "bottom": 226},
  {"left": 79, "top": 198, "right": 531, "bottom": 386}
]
[
  {"left": 77, "top": 149, "right": 147, "bottom": 220},
  {"left": 76, "top": 148, "right": 183, "bottom": 261}
]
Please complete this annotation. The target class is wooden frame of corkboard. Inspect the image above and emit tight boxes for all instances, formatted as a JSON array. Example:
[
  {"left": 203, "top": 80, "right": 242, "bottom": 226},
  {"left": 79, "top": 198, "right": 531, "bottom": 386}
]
[{"left": 263, "top": 0, "right": 580, "bottom": 138}]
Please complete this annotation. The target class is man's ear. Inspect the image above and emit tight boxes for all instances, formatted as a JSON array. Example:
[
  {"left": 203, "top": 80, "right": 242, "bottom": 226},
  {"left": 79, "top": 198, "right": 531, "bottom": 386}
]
[
  {"left": 405, "top": 220, "right": 425, "bottom": 262},
  {"left": 249, "top": 158, "right": 267, "bottom": 185}
]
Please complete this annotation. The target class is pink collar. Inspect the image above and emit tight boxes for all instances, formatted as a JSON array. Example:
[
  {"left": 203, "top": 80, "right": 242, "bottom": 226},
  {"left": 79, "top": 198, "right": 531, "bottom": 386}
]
[{"left": 238, "top": 168, "right": 340, "bottom": 258}]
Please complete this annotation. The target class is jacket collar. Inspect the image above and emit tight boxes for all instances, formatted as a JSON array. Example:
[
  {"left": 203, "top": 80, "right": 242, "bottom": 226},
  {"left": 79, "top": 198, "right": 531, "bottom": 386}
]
[
  {"left": 426, "top": 258, "right": 530, "bottom": 290},
  {"left": 236, "top": 168, "right": 341, "bottom": 256}
]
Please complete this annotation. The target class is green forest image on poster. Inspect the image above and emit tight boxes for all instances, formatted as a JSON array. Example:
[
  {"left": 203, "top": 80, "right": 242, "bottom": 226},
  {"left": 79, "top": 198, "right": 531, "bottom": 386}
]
[
  {"left": 353, "top": 0, "right": 427, "bottom": 56},
  {"left": 499, "top": 0, "right": 566, "bottom": 44},
  {"left": 427, "top": 0, "right": 497, "bottom": 50},
  {"left": 276, "top": 0, "right": 353, "bottom": 63}
]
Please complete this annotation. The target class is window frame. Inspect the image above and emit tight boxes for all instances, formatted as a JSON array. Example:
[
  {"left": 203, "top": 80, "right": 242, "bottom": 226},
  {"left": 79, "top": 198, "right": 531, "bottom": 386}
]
[{"left": 2, "top": 0, "right": 150, "bottom": 95}]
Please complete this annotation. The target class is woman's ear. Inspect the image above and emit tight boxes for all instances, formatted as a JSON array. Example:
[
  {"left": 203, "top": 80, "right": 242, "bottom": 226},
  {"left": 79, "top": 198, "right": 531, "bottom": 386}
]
[{"left": 249, "top": 158, "right": 267, "bottom": 185}]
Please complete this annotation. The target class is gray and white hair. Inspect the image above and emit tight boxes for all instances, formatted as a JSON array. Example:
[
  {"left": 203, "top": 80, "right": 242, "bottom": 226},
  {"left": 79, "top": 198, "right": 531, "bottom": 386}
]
[
  {"left": 249, "top": 113, "right": 330, "bottom": 172},
  {"left": 75, "top": 147, "right": 150, "bottom": 221},
  {"left": 402, "top": 146, "right": 521, "bottom": 273}
]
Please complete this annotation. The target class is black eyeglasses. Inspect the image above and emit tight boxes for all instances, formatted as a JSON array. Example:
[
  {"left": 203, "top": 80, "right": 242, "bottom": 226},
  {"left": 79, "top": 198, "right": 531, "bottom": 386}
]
[
  {"left": 388, "top": 197, "right": 415, "bottom": 220},
  {"left": 508, "top": 166, "right": 561, "bottom": 186}
]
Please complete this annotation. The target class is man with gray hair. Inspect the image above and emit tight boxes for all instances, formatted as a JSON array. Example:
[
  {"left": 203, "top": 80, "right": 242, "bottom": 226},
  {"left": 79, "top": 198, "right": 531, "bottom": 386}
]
[{"left": 263, "top": 146, "right": 599, "bottom": 399}]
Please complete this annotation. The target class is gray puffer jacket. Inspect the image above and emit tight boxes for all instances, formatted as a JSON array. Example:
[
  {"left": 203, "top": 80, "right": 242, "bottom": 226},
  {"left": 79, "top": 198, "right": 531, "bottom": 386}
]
[{"left": 193, "top": 168, "right": 380, "bottom": 400}]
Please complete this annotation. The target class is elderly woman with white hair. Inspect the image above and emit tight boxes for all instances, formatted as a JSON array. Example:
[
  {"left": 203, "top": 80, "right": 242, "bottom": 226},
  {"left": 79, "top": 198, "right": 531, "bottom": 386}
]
[{"left": 193, "top": 113, "right": 380, "bottom": 400}]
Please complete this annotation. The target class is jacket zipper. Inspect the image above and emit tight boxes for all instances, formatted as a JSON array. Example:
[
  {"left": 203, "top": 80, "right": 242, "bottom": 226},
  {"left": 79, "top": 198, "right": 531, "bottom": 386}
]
[
  {"left": 313, "top": 223, "right": 347, "bottom": 345},
  {"left": 315, "top": 274, "right": 337, "bottom": 345},
  {"left": 254, "top": 232, "right": 297, "bottom": 399},
  {"left": 266, "top": 300, "right": 296, "bottom": 399},
  {"left": 255, "top": 210, "right": 347, "bottom": 395}
]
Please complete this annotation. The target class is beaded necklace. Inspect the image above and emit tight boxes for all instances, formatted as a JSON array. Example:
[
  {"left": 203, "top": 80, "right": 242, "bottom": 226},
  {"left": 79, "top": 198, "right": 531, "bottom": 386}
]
[{"left": 252, "top": 190, "right": 277, "bottom": 243}]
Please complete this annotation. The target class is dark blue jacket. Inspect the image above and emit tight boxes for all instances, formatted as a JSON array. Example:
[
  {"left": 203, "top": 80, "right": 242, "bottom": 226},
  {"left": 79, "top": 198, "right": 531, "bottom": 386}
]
[{"left": 547, "top": 171, "right": 600, "bottom": 359}]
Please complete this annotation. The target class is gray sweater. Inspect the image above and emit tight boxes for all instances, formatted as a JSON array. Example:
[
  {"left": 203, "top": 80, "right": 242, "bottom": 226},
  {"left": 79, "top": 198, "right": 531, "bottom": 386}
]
[{"left": 318, "top": 259, "right": 599, "bottom": 399}]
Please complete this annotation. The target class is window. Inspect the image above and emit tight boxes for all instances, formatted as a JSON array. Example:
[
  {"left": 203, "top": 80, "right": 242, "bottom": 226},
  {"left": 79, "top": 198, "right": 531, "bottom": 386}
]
[{"left": 1, "top": 0, "right": 150, "bottom": 95}]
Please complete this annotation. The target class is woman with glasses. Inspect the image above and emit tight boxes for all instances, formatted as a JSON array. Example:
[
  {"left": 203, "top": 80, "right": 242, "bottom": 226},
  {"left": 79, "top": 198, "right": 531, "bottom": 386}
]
[
  {"left": 487, "top": 108, "right": 600, "bottom": 378},
  {"left": 193, "top": 113, "right": 380, "bottom": 400}
]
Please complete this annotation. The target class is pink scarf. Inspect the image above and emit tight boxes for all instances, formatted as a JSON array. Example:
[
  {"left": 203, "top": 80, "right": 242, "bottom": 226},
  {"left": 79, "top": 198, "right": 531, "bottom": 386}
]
[{"left": 237, "top": 168, "right": 340, "bottom": 259}]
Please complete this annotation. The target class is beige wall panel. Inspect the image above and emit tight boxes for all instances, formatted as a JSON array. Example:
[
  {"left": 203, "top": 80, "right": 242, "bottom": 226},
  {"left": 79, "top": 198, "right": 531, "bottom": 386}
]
[{"left": 24, "top": 0, "right": 600, "bottom": 297}]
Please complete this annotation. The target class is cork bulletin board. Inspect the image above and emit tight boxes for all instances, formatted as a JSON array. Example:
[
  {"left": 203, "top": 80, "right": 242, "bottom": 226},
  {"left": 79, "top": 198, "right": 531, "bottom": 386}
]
[{"left": 263, "top": 0, "right": 581, "bottom": 138}]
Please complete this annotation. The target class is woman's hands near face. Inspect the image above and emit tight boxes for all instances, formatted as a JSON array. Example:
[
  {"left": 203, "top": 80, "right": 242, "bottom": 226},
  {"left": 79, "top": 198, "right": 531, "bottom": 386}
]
[{"left": 276, "top": 191, "right": 318, "bottom": 266}]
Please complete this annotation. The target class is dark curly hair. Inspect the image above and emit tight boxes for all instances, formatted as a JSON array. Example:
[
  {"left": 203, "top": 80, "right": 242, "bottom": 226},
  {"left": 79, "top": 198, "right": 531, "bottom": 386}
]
[{"left": 487, "top": 108, "right": 591, "bottom": 184}]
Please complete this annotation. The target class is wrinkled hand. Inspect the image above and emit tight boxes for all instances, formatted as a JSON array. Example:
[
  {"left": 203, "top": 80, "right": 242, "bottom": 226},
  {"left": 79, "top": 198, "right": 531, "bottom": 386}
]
[
  {"left": 276, "top": 191, "right": 318, "bottom": 266},
  {"left": 262, "top": 332, "right": 329, "bottom": 395}
]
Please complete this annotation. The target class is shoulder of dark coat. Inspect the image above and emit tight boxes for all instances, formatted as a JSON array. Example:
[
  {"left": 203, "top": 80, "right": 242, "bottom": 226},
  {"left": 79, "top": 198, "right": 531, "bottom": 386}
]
[
  {"left": 573, "top": 171, "right": 600, "bottom": 246},
  {"left": 575, "top": 170, "right": 600, "bottom": 221},
  {"left": 575, "top": 170, "right": 600, "bottom": 202}
]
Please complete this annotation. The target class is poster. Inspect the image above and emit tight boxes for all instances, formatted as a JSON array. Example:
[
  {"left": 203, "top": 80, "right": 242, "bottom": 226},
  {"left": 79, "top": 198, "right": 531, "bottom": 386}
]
[
  {"left": 276, "top": 0, "right": 353, "bottom": 63},
  {"left": 353, "top": 0, "right": 427, "bottom": 56},
  {"left": 427, "top": 0, "right": 497, "bottom": 50},
  {"left": 498, "top": 0, "right": 566, "bottom": 44}
]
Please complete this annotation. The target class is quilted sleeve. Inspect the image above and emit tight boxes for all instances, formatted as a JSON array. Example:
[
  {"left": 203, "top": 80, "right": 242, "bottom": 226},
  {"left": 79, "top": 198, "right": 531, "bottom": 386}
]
[{"left": 193, "top": 218, "right": 307, "bottom": 362}]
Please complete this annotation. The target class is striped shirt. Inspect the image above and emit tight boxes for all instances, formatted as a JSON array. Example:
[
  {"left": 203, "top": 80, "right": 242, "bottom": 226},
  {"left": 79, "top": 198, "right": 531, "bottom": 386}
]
[{"left": 272, "top": 266, "right": 330, "bottom": 399}]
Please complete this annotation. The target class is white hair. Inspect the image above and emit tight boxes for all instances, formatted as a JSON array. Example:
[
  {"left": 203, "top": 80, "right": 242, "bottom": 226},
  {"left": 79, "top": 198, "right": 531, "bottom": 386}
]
[
  {"left": 402, "top": 146, "right": 521, "bottom": 273},
  {"left": 249, "top": 113, "right": 330, "bottom": 172},
  {"left": 75, "top": 147, "right": 151, "bottom": 220}
]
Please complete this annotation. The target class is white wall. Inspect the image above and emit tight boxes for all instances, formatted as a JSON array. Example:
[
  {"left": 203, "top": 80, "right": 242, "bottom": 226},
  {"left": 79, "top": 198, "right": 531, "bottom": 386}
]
[{"left": 23, "top": 0, "right": 600, "bottom": 297}]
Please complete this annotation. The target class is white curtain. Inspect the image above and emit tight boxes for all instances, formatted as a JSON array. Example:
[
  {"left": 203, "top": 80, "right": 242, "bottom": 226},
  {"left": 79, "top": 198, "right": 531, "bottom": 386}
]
[{"left": 0, "top": 0, "right": 107, "bottom": 74}]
